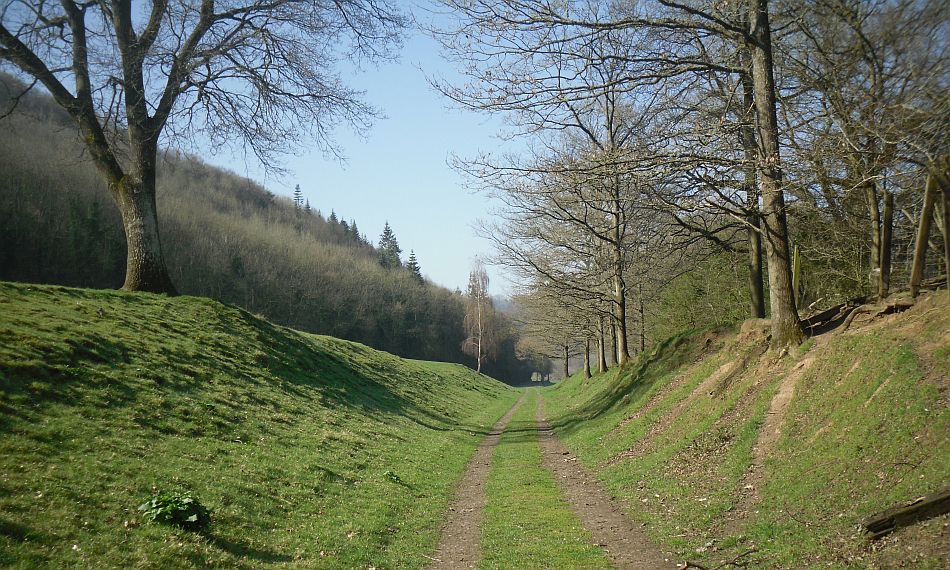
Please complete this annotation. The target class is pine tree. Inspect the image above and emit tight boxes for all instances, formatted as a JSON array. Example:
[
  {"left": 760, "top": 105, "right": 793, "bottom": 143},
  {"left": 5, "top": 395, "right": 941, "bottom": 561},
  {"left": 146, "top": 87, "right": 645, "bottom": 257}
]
[
  {"left": 406, "top": 250, "right": 423, "bottom": 282},
  {"left": 349, "top": 220, "right": 361, "bottom": 243},
  {"left": 377, "top": 222, "right": 402, "bottom": 268},
  {"left": 304, "top": 199, "right": 311, "bottom": 214},
  {"left": 293, "top": 184, "right": 304, "bottom": 210},
  {"left": 329, "top": 210, "right": 338, "bottom": 224}
]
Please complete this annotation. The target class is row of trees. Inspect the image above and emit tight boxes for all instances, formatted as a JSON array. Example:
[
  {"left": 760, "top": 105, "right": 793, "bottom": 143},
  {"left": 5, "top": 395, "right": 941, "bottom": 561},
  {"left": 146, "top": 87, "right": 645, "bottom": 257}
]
[{"left": 432, "top": 0, "right": 948, "bottom": 374}]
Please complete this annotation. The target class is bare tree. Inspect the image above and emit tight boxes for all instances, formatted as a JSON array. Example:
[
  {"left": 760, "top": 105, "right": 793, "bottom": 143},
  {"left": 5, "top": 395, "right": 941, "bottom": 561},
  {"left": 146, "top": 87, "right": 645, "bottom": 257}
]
[
  {"left": 0, "top": 1, "right": 404, "bottom": 293},
  {"left": 462, "top": 262, "right": 497, "bottom": 373}
]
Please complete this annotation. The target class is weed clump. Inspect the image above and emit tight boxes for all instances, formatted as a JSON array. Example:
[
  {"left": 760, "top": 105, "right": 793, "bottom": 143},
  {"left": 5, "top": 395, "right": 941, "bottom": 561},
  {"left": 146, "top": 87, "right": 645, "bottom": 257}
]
[{"left": 138, "top": 491, "right": 211, "bottom": 531}]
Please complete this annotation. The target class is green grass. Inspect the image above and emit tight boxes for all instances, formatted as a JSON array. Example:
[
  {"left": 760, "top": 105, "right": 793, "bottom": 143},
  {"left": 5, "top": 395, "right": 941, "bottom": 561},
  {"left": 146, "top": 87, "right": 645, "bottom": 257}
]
[
  {"left": 0, "top": 282, "right": 519, "bottom": 568},
  {"left": 480, "top": 389, "right": 611, "bottom": 569},
  {"left": 544, "top": 304, "right": 950, "bottom": 568}
]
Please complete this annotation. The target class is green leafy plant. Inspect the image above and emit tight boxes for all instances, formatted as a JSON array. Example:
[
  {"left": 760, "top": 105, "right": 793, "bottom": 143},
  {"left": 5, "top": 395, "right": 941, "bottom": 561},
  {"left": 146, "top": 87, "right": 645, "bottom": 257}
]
[{"left": 138, "top": 491, "right": 211, "bottom": 531}]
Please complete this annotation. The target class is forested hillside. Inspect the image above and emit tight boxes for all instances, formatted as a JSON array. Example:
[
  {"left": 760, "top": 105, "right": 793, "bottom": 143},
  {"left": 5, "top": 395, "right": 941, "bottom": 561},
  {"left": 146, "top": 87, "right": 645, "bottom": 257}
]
[{"left": 0, "top": 78, "right": 532, "bottom": 381}]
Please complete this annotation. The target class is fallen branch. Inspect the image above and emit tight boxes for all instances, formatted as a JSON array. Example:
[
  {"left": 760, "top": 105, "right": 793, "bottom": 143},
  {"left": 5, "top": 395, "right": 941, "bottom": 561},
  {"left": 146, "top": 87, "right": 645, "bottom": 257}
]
[
  {"left": 861, "top": 489, "right": 950, "bottom": 540},
  {"left": 840, "top": 298, "right": 915, "bottom": 332}
]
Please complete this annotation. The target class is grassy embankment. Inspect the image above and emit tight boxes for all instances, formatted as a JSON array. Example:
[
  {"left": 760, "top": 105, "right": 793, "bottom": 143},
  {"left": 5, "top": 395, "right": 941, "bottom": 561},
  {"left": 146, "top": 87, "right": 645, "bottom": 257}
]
[
  {"left": 481, "top": 388, "right": 611, "bottom": 569},
  {"left": 545, "top": 296, "right": 949, "bottom": 568},
  {"left": 0, "top": 282, "right": 518, "bottom": 568}
]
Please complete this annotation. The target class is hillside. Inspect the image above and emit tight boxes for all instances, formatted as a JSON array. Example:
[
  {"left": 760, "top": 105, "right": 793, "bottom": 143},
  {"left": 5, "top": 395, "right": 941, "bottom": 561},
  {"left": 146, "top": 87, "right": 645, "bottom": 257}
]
[
  {"left": 544, "top": 293, "right": 949, "bottom": 568},
  {"left": 0, "top": 282, "right": 518, "bottom": 568},
  {"left": 0, "top": 76, "right": 534, "bottom": 382}
]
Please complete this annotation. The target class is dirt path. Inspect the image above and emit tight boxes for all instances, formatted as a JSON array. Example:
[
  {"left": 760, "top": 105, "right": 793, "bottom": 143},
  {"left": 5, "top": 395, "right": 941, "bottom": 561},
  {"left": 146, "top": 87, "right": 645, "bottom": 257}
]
[
  {"left": 536, "top": 393, "right": 674, "bottom": 569},
  {"left": 427, "top": 391, "right": 527, "bottom": 569}
]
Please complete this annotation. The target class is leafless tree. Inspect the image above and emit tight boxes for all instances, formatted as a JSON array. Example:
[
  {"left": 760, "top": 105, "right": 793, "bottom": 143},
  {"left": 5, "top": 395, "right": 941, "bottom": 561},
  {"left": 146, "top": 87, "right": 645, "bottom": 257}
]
[{"left": 0, "top": 0, "right": 404, "bottom": 293}]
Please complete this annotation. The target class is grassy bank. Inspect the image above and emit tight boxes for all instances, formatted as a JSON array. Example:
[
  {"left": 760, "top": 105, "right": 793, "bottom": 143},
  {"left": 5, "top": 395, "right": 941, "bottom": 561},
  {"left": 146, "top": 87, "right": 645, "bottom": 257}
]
[
  {"left": 0, "top": 282, "right": 518, "bottom": 568},
  {"left": 544, "top": 296, "right": 949, "bottom": 568}
]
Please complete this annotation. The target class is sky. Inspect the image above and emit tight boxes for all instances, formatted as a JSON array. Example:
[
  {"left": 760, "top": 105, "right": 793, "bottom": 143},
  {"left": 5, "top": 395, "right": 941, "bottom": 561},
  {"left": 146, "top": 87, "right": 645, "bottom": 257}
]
[{"left": 207, "top": 6, "right": 517, "bottom": 297}]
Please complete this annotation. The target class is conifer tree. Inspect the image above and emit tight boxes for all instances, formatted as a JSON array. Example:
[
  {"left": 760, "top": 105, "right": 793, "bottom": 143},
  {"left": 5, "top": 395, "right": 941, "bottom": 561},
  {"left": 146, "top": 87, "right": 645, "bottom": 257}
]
[
  {"left": 304, "top": 199, "right": 312, "bottom": 214},
  {"left": 406, "top": 250, "right": 423, "bottom": 282},
  {"left": 329, "top": 210, "right": 338, "bottom": 224},
  {"left": 377, "top": 222, "right": 402, "bottom": 268},
  {"left": 293, "top": 184, "right": 304, "bottom": 210}
]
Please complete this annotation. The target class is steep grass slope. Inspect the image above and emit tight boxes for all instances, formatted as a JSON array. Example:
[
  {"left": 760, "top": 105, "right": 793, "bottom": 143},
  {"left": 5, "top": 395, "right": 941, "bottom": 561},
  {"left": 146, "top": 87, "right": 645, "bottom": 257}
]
[
  {"left": 0, "top": 282, "right": 518, "bottom": 568},
  {"left": 545, "top": 294, "right": 949, "bottom": 568}
]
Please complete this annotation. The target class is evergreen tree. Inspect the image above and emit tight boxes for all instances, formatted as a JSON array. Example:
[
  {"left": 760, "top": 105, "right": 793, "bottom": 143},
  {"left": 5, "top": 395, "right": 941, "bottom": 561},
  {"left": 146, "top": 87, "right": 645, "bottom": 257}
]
[
  {"left": 293, "top": 184, "right": 304, "bottom": 210},
  {"left": 406, "top": 250, "right": 423, "bottom": 282},
  {"left": 329, "top": 210, "right": 338, "bottom": 224},
  {"left": 304, "top": 199, "right": 311, "bottom": 214},
  {"left": 349, "top": 220, "right": 361, "bottom": 243},
  {"left": 377, "top": 222, "right": 402, "bottom": 268}
]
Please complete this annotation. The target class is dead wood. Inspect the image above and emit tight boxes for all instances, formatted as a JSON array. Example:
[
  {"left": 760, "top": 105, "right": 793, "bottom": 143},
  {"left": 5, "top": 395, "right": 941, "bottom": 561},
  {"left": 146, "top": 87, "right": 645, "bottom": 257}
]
[
  {"left": 679, "top": 549, "right": 758, "bottom": 569},
  {"left": 861, "top": 488, "right": 950, "bottom": 540},
  {"left": 840, "top": 298, "right": 916, "bottom": 332}
]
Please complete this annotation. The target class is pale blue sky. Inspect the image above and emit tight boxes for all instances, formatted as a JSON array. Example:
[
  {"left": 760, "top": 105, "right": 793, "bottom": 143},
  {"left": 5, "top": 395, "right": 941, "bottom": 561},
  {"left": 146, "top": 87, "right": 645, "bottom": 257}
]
[{"left": 210, "top": 8, "right": 515, "bottom": 297}]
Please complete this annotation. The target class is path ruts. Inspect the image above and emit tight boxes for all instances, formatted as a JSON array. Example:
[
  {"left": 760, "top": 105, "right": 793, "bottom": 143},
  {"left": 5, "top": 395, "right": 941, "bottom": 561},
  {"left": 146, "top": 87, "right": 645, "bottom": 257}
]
[
  {"left": 428, "top": 391, "right": 527, "bottom": 569},
  {"left": 536, "top": 393, "right": 673, "bottom": 569}
]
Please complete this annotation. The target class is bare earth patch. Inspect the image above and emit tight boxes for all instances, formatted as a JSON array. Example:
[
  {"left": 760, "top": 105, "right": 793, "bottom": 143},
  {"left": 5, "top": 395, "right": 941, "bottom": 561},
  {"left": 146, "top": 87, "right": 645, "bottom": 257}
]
[
  {"left": 427, "top": 392, "right": 527, "bottom": 569},
  {"left": 537, "top": 394, "right": 675, "bottom": 569}
]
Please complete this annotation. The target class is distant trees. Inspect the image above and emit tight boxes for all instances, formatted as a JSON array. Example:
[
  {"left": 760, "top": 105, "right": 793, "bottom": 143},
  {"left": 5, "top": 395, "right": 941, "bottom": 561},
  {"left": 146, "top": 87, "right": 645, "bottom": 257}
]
[
  {"left": 0, "top": 0, "right": 404, "bottom": 293},
  {"left": 406, "top": 251, "right": 424, "bottom": 283},
  {"left": 377, "top": 222, "right": 402, "bottom": 268}
]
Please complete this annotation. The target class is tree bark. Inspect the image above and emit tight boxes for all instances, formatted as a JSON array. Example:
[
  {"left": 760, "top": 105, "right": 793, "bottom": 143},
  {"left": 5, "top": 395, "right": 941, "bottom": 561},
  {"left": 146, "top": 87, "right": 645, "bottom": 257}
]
[
  {"left": 609, "top": 322, "right": 619, "bottom": 366},
  {"left": 747, "top": 0, "right": 804, "bottom": 349},
  {"left": 584, "top": 338, "right": 592, "bottom": 379},
  {"left": 740, "top": 67, "right": 766, "bottom": 319},
  {"left": 597, "top": 317, "right": 608, "bottom": 373},
  {"left": 563, "top": 344, "right": 570, "bottom": 379},
  {"left": 878, "top": 189, "right": 894, "bottom": 299},
  {"left": 113, "top": 177, "right": 177, "bottom": 294},
  {"left": 866, "top": 181, "right": 882, "bottom": 289},
  {"left": 910, "top": 173, "right": 937, "bottom": 298}
]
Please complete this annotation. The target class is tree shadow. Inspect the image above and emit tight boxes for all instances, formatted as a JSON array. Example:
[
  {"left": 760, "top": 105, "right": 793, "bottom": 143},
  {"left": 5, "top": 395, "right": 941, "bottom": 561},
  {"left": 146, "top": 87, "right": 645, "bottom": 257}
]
[{"left": 206, "top": 533, "right": 293, "bottom": 564}]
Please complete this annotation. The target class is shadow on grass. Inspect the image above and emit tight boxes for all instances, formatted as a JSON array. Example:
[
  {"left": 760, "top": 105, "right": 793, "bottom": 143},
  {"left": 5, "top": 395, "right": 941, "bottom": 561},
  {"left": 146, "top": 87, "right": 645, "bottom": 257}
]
[
  {"left": 545, "top": 332, "right": 699, "bottom": 438},
  {"left": 206, "top": 534, "right": 294, "bottom": 564}
]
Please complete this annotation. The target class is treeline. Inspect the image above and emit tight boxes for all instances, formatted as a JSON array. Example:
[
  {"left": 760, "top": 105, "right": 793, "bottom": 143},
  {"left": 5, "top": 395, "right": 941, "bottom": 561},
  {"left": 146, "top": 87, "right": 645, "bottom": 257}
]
[
  {"left": 0, "top": 81, "right": 535, "bottom": 381},
  {"left": 433, "top": 0, "right": 948, "bottom": 376}
]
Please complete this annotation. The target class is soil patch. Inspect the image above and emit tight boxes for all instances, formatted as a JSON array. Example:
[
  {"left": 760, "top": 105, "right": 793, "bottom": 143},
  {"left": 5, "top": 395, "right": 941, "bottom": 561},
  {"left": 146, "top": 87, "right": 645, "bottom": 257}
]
[
  {"left": 428, "top": 392, "right": 527, "bottom": 569},
  {"left": 537, "top": 394, "right": 675, "bottom": 569}
]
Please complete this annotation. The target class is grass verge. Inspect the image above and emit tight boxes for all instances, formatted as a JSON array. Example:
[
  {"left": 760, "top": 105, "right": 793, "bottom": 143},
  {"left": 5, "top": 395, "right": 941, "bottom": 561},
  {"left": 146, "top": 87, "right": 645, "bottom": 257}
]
[{"left": 543, "top": 297, "right": 949, "bottom": 568}]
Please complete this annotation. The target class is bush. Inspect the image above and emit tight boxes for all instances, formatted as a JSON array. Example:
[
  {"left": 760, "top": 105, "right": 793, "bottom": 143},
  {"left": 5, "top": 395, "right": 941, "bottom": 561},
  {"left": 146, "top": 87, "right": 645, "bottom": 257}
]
[{"left": 138, "top": 491, "right": 211, "bottom": 531}]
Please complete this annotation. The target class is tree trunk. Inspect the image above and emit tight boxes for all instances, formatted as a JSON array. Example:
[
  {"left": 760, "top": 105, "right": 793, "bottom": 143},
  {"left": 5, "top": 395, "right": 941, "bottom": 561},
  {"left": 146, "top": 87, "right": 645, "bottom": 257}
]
[
  {"left": 637, "top": 282, "right": 646, "bottom": 353},
  {"left": 614, "top": 274, "right": 630, "bottom": 365},
  {"left": 584, "top": 338, "right": 592, "bottom": 379},
  {"left": 942, "top": 183, "right": 950, "bottom": 302},
  {"left": 609, "top": 322, "right": 618, "bottom": 366},
  {"left": 747, "top": 0, "right": 804, "bottom": 349},
  {"left": 879, "top": 189, "right": 894, "bottom": 299},
  {"left": 563, "top": 344, "right": 570, "bottom": 379},
  {"left": 597, "top": 317, "right": 607, "bottom": 373},
  {"left": 113, "top": 176, "right": 177, "bottom": 294},
  {"left": 866, "top": 181, "right": 882, "bottom": 289},
  {"left": 910, "top": 173, "right": 937, "bottom": 298},
  {"left": 740, "top": 67, "right": 766, "bottom": 318}
]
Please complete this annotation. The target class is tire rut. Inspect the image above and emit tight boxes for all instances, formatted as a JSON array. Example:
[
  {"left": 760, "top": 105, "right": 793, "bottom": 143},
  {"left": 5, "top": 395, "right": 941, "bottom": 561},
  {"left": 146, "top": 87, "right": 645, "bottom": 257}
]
[
  {"left": 536, "top": 392, "right": 675, "bottom": 569},
  {"left": 427, "top": 391, "right": 527, "bottom": 569}
]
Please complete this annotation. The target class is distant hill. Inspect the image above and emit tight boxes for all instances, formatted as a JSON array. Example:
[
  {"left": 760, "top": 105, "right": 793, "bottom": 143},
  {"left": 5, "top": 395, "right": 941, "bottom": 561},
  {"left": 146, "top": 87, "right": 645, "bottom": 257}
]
[{"left": 0, "top": 75, "right": 532, "bottom": 382}]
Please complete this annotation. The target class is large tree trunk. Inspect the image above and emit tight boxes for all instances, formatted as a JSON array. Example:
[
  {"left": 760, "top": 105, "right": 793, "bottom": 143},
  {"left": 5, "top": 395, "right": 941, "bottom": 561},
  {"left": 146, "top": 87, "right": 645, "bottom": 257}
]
[
  {"left": 740, "top": 68, "right": 766, "bottom": 318},
  {"left": 112, "top": 176, "right": 177, "bottom": 294},
  {"left": 879, "top": 189, "right": 894, "bottom": 299},
  {"left": 748, "top": 0, "right": 804, "bottom": 349},
  {"left": 910, "top": 173, "right": 937, "bottom": 298},
  {"left": 614, "top": 273, "right": 630, "bottom": 365}
]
